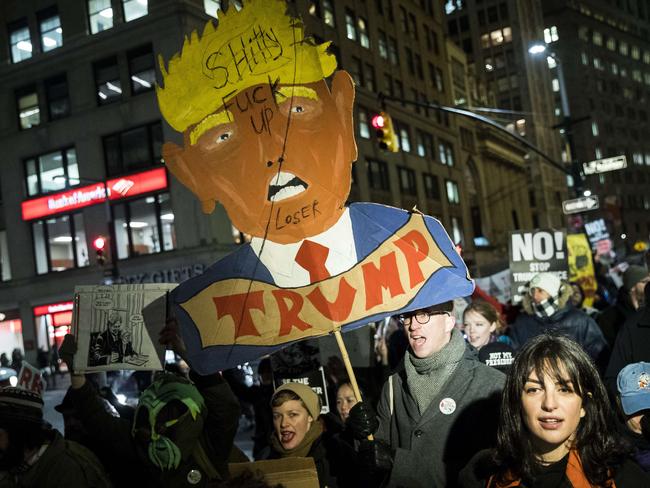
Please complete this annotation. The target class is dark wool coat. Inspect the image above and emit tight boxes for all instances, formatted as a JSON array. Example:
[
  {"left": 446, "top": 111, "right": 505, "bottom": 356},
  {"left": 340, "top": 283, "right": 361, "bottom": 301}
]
[{"left": 375, "top": 347, "right": 505, "bottom": 488}]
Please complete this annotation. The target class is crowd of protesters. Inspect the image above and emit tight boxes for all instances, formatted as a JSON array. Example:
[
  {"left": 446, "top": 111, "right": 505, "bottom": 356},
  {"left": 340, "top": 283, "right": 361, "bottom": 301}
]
[{"left": 2, "top": 261, "right": 650, "bottom": 487}]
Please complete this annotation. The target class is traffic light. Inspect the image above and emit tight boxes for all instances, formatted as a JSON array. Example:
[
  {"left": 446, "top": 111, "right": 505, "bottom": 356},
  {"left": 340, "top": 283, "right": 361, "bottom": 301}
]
[
  {"left": 371, "top": 112, "right": 399, "bottom": 153},
  {"left": 93, "top": 236, "right": 106, "bottom": 266}
]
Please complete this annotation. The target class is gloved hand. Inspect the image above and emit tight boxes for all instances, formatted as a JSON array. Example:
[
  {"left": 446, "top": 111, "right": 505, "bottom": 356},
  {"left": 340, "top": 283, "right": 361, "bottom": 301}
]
[
  {"left": 348, "top": 401, "right": 379, "bottom": 440},
  {"left": 58, "top": 334, "right": 78, "bottom": 372},
  {"left": 358, "top": 439, "right": 394, "bottom": 473},
  {"left": 641, "top": 412, "right": 650, "bottom": 440}
]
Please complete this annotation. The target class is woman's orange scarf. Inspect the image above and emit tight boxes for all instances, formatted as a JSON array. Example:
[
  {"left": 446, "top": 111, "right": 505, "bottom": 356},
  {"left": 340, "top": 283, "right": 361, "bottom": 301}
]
[{"left": 488, "top": 450, "right": 616, "bottom": 488}]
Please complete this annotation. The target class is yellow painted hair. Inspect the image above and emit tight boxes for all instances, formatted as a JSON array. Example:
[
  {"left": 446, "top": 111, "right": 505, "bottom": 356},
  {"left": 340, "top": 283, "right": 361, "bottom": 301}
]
[{"left": 156, "top": 0, "right": 337, "bottom": 133}]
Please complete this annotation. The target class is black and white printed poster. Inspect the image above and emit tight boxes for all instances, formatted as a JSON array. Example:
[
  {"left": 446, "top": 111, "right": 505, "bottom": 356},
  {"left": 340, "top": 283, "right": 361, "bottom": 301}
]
[
  {"left": 509, "top": 229, "right": 568, "bottom": 302},
  {"left": 273, "top": 366, "right": 331, "bottom": 415}
]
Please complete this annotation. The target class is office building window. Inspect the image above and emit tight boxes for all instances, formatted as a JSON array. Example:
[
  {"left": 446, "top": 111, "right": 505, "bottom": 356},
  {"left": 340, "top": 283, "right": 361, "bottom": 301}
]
[
  {"left": 128, "top": 45, "right": 155, "bottom": 94},
  {"left": 431, "top": 65, "right": 444, "bottom": 92},
  {"left": 388, "top": 37, "right": 399, "bottom": 65},
  {"left": 88, "top": 0, "right": 114, "bottom": 34},
  {"left": 439, "top": 141, "right": 454, "bottom": 166},
  {"left": 94, "top": 56, "right": 122, "bottom": 104},
  {"left": 309, "top": 1, "right": 321, "bottom": 18},
  {"left": 113, "top": 193, "right": 175, "bottom": 259},
  {"left": 25, "top": 148, "right": 79, "bottom": 197},
  {"left": 378, "top": 29, "right": 388, "bottom": 59},
  {"left": 45, "top": 75, "right": 70, "bottom": 120},
  {"left": 405, "top": 47, "right": 414, "bottom": 75},
  {"left": 620, "top": 41, "right": 628, "bottom": 56},
  {"left": 423, "top": 173, "right": 439, "bottom": 200},
  {"left": 38, "top": 8, "right": 62, "bottom": 52},
  {"left": 33, "top": 214, "right": 89, "bottom": 274},
  {"left": 16, "top": 87, "right": 41, "bottom": 130},
  {"left": 358, "top": 17, "right": 370, "bottom": 48},
  {"left": 364, "top": 63, "right": 376, "bottom": 91},
  {"left": 345, "top": 9, "right": 357, "bottom": 41},
  {"left": 416, "top": 130, "right": 434, "bottom": 158},
  {"left": 544, "top": 26, "right": 558, "bottom": 43},
  {"left": 483, "top": 27, "right": 512, "bottom": 48},
  {"left": 451, "top": 216, "right": 463, "bottom": 244},
  {"left": 123, "top": 0, "right": 148, "bottom": 22},
  {"left": 396, "top": 123, "right": 411, "bottom": 152},
  {"left": 349, "top": 56, "right": 362, "bottom": 86},
  {"left": 323, "top": 0, "right": 335, "bottom": 27},
  {"left": 9, "top": 19, "right": 32, "bottom": 63},
  {"left": 367, "top": 159, "right": 390, "bottom": 191},
  {"left": 398, "top": 166, "right": 416, "bottom": 193},
  {"left": 0, "top": 231, "right": 11, "bottom": 281},
  {"left": 104, "top": 121, "right": 163, "bottom": 176},
  {"left": 446, "top": 180, "right": 460, "bottom": 204},
  {"left": 607, "top": 37, "right": 616, "bottom": 51},
  {"left": 357, "top": 108, "right": 370, "bottom": 139}
]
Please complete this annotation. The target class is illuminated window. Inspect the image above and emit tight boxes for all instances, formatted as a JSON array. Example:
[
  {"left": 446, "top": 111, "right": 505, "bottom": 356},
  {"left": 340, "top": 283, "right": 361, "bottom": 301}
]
[
  {"left": 544, "top": 26, "right": 558, "bottom": 43},
  {"left": 113, "top": 193, "right": 175, "bottom": 259},
  {"left": 378, "top": 30, "right": 388, "bottom": 59},
  {"left": 388, "top": 37, "right": 399, "bottom": 65},
  {"left": 592, "top": 31, "right": 602, "bottom": 46},
  {"left": 9, "top": 19, "right": 32, "bottom": 63},
  {"left": 345, "top": 9, "right": 357, "bottom": 41},
  {"left": 592, "top": 121, "right": 599, "bottom": 137},
  {"left": 416, "top": 130, "right": 434, "bottom": 158},
  {"left": 439, "top": 141, "right": 454, "bottom": 166},
  {"left": 33, "top": 214, "right": 89, "bottom": 274},
  {"left": 396, "top": 123, "right": 411, "bottom": 152},
  {"left": 38, "top": 8, "right": 62, "bottom": 52},
  {"left": 547, "top": 56, "right": 557, "bottom": 69},
  {"left": 581, "top": 53, "right": 588, "bottom": 65},
  {"left": 593, "top": 57, "right": 603, "bottom": 70},
  {"left": 0, "top": 231, "right": 11, "bottom": 281},
  {"left": 644, "top": 51, "right": 650, "bottom": 64},
  {"left": 94, "top": 56, "right": 122, "bottom": 105},
  {"left": 128, "top": 45, "right": 155, "bottom": 94},
  {"left": 620, "top": 41, "right": 628, "bottom": 56},
  {"left": 323, "top": 0, "right": 335, "bottom": 27},
  {"left": 631, "top": 46, "right": 640, "bottom": 60},
  {"left": 446, "top": 180, "right": 460, "bottom": 204},
  {"left": 358, "top": 17, "right": 370, "bottom": 48},
  {"left": 552, "top": 78, "right": 560, "bottom": 92},
  {"left": 451, "top": 217, "right": 463, "bottom": 244},
  {"left": 88, "top": 0, "right": 114, "bottom": 34},
  {"left": 16, "top": 88, "right": 41, "bottom": 130},
  {"left": 606, "top": 37, "right": 616, "bottom": 51},
  {"left": 357, "top": 109, "right": 370, "bottom": 139},
  {"left": 122, "top": 0, "right": 148, "bottom": 22},
  {"left": 595, "top": 147, "right": 602, "bottom": 159},
  {"left": 25, "top": 148, "right": 79, "bottom": 196}
]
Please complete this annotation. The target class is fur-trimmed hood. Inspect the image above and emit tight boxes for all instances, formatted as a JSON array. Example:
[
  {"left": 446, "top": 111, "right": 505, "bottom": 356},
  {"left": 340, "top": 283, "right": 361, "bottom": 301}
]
[{"left": 521, "top": 279, "right": 574, "bottom": 315}]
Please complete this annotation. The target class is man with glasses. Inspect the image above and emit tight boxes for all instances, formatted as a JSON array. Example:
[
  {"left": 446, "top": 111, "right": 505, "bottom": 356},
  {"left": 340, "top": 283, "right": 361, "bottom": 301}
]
[{"left": 348, "top": 300, "right": 505, "bottom": 487}]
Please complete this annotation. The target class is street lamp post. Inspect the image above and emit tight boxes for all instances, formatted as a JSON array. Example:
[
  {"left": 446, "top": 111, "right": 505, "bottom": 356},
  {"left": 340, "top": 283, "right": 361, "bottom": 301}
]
[{"left": 529, "top": 44, "right": 589, "bottom": 198}]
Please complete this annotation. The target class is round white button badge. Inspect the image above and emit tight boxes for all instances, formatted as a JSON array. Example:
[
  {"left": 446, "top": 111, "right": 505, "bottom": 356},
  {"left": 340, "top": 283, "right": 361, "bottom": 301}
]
[
  {"left": 439, "top": 397, "right": 456, "bottom": 415},
  {"left": 187, "top": 469, "right": 202, "bottom": 485}
]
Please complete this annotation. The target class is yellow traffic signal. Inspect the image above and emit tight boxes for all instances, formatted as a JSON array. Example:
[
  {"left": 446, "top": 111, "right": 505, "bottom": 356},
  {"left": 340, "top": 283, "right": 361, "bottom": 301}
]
[{"left": 371, "top": 112, "right": 399, "bottom": 153}]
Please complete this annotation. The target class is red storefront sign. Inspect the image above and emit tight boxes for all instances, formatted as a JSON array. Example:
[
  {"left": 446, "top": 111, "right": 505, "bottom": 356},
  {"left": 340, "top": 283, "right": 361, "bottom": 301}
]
[
  {"left": 33, "top": 301, "right": 74, "bottom": 316},
  {"left": 21, "top": 167, "right": 168, "bottom": 221}
]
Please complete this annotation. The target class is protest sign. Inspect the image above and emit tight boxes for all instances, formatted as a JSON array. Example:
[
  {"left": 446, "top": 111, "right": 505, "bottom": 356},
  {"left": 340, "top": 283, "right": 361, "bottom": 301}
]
[
  {"left": 72, "top": 284, "right": 176, "bottom": 372},
  {"left": 567, "top": 234, "right": 597, "bottom": 307},
  {"left": 274, "top": 366, "right": 330, "bottom": 414},
  {"left": 584, "top": 219, "right": 610, "bottom": 247},
  {"left": 230, "top": 458, "right": 319, "bottom": 488},
  {"left": 474, "top": 269, "right": 512, "bottom": 305},
  {"left": 509, "top": 229, "right": 568, "bottom": 301},
  {"left": 17, "top": 362, "right": 43, "bottom": 394}
]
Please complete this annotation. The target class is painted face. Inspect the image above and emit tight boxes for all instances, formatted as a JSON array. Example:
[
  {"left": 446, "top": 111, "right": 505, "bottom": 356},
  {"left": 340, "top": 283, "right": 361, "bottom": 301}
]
[
  {"left": 272, "top": 399, "right": 313, "bottom": 450},
  {"left": 164, "top": 72, "right": 357, "bottom": 244},
  {"left": 402, "top": 310, "right": 455, "bottom": 359},
  {"left": 521, "top": 366, "right": 586, "bottom": 463},
  {"left": 531, "top": 287, "right": 551, "bottom": 305},
  {"left": 336, "top": 384, "right": 358, "bottom": 422}
]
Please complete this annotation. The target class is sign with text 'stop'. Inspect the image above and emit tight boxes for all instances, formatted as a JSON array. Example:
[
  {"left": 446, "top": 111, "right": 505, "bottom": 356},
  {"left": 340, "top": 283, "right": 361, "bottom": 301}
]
[
  {"left": 509, "top": 229, "right": 568, "bottom": 302},
  {"left": 582, "top": 155, "right": 627, "bottom": 175}
]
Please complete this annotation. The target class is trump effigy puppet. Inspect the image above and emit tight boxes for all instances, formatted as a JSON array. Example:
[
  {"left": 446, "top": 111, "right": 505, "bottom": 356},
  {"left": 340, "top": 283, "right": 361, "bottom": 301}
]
[{"left": 156, "top": 0, "right": 474, "bottom": 374}]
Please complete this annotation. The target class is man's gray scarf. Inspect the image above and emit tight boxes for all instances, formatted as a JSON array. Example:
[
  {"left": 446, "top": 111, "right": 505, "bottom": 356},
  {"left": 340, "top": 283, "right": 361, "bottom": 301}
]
[{"left": 404, "top": 329, "right": 466, "bottom": 414}]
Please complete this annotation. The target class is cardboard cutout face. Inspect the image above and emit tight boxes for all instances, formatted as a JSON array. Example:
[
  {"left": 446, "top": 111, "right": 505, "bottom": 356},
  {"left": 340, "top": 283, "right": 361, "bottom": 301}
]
[{"left": 163, "top": 73, "right": 357, "bottom": 244}]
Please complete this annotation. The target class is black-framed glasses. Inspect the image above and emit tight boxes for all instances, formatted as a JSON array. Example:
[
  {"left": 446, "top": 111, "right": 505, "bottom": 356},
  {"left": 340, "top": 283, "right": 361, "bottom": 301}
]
[{"left": 397, "top": 311, "right": 450, "bottom": 326}]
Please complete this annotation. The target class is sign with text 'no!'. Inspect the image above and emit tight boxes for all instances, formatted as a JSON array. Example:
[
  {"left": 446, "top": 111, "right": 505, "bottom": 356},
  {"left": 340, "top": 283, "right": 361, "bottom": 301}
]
[{"left": 509, "top": 229, "right": 568, "bottom": 302}]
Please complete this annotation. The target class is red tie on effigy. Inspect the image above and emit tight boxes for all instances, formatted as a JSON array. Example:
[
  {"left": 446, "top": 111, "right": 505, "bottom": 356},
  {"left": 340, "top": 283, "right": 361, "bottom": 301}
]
[{"left": 295, "top": 240, "right": 331, "bottom": 282}]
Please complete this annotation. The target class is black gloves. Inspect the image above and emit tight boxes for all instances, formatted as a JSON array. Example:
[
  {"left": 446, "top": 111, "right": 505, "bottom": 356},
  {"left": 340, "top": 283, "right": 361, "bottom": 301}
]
[
  {"left": 348, "top": 401, "right": 379, "bottom": 440},
  {"left": 359, "top": 439, "right": 394, "bottom": 473},
  {"left": 641, "top": 413, "right": 650, "bottom": 440}
]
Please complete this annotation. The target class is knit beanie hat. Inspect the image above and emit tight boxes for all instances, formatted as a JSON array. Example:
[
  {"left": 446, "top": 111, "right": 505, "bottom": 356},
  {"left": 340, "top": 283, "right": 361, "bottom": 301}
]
[
  {"left": 0, "top": 387, "right": 44, "bottom": 426},
  {"left": 272, "top": 382, "right": 321, "bottom": 419},
  {"left": 529, "top": 272, "right": 562, "bottom": 298},
  {"left": 623, "top": 265, "right": 649, "bottom": 291}
]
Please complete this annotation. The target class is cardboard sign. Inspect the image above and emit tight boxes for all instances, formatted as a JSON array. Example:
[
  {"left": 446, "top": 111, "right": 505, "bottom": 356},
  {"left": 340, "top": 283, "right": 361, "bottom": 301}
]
[
  {"left": 509, "top": 229, "right": 568, "bottom": 301},
  {"left": 274, "top": 366, "right": 330, "bottom": 414},
  {"left": 567, "top": 234, "right": 597, "bottom": 307},
  {"left": 72, "top": 284, "right": 176, "bottom": 372},
  {"left": 230, "top": 458, "right": 319, "bottom": 488},
  {"left": 17, "top": 362, "right": 43, "bottom": 394}
]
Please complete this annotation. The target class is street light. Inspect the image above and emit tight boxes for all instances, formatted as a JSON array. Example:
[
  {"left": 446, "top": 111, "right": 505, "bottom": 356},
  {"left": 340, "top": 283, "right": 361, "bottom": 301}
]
[{"left": 528, "top": 43, "right": 586, "bottom": 197}]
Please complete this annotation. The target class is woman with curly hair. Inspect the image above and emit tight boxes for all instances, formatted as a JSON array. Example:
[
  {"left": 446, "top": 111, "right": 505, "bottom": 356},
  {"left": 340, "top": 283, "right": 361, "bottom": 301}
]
[{"left": 459, "top": 334, "right": 650, "bottom": 487}]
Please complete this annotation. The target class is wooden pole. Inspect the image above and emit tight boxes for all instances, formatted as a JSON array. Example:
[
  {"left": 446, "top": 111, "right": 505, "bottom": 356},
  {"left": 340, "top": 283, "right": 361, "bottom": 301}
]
[{"left": 333, "top": 328, "right": 374, "bottom": 441}]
